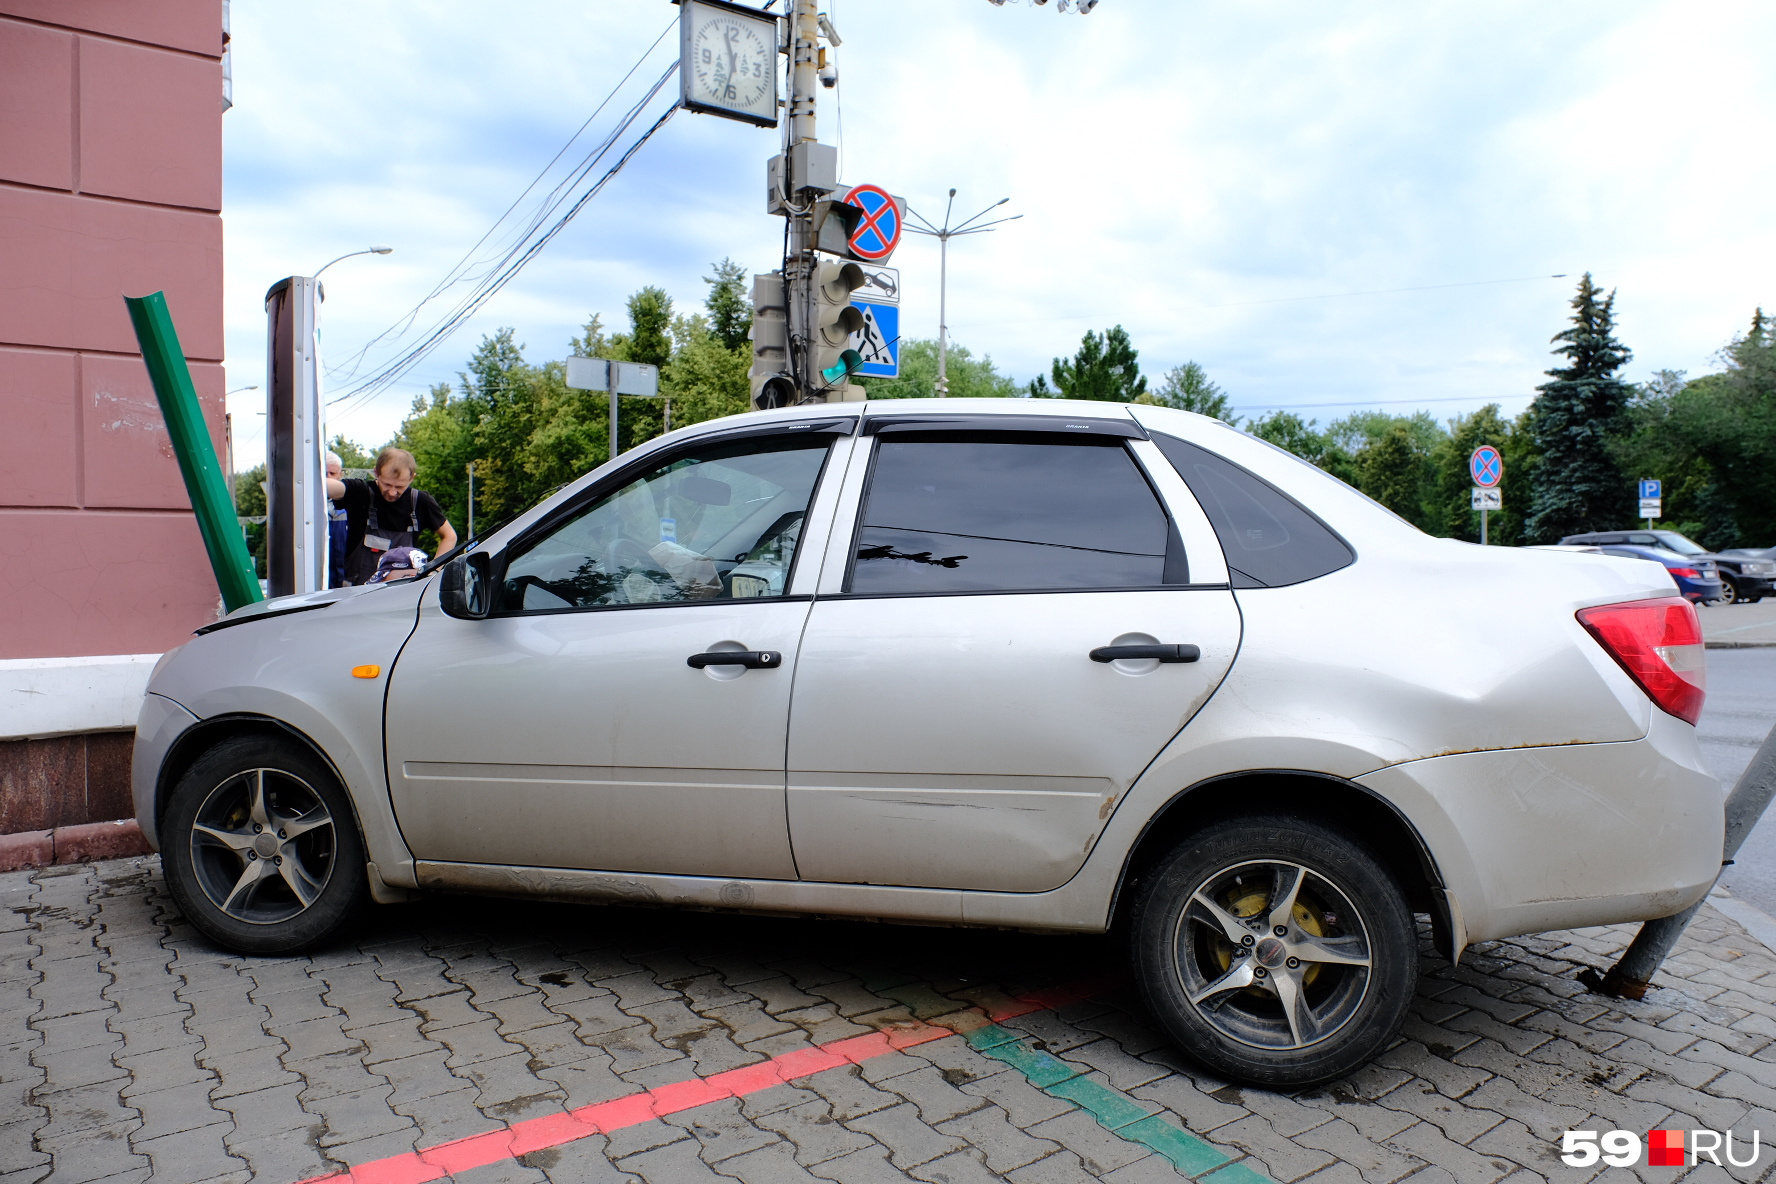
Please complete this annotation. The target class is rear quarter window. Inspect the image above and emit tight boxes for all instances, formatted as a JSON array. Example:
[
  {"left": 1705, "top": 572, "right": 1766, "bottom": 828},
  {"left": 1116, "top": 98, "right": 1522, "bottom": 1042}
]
[{"left": 1151, "top": 432, "right": 1354, "bottom": 589}]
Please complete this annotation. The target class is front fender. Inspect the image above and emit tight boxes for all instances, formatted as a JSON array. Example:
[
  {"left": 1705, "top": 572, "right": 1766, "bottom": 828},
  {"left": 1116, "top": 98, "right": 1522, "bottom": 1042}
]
[{"left": 143, "top": 581, "right": 425, "bottom": 887}]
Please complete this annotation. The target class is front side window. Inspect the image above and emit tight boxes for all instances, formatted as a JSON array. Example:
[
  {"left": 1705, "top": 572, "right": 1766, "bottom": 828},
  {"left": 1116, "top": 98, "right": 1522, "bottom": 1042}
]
[
  {"left": 498, "top": 436, "right": 831, "bottom": 612},
  {"left": 849, "top": 434, "right": 1175, "bottom": 595}
]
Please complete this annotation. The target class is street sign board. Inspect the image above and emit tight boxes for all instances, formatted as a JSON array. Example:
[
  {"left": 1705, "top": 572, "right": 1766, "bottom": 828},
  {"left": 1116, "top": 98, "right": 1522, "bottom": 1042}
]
[
  {"left": 1469, "top": 445, "right": 1503, "bottom": 489},
  {"left": 855, "top": 264, "right": 900, "bottom": 304},
  {"left": 849, "top": 299, "right": 899, "bottom": 378},
  {"left": 565, "top": 358, "right": 659, "bottom": 396},
  {"left": 1640, "top": 498, "right": 1662, "bottom": 519},
  {"left": 565, "top": 357, "right": 608, "bottom": 391},
  {"left": 841, "top": 184, "right": 902, "bottom": 261},
  {"left": 1472, "top": 488, "right": 1501, "bottom": 511},
  {"left": 1639, "top": 478, "right": 1662, "bottom": 500}
]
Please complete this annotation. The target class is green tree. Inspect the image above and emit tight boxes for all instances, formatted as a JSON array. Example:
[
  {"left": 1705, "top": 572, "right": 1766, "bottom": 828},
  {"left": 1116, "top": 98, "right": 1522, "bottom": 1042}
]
[
  {"left": 1040, "top": 325, "right": 1147, "bottom": 402},
  {"left": 860, "top": 338, "right": 1018, "bottom": 400},
  {"left": 1524, "top": 273, "right": 1635, "bottom": 542},
  {"left": 1140, "top": 361, "right": 1233, "bottom": 421},
  {"left": 328, "top": 435, "right": 377, "bottom": 470},
  {"left": 234, "top": 463, "right": 268, "bottom": 577},
  {"left": 1358, "top": 425, "right": 1431, "bottom": 525},
  {"left": 703, "top": 258, "right": 751, "bottom": 352},
  {"left": 1612, "top": 314, "right": 1776, "bottom": 549},
  {"left": 1430, "top": 404, "right": 1528, "bottom": 544}
]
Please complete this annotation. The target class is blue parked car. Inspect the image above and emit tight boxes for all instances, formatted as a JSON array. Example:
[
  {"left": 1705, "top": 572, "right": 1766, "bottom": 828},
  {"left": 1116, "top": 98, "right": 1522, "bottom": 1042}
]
[{"left": 1597, "top": 544, "right": 1724, "bottom": 603}]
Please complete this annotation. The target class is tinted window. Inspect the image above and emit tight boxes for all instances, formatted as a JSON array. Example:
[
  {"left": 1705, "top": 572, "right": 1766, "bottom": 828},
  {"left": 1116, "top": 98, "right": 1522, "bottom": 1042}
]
[
  {"left": 850, "top": 436, "right": 1172, "bottom": 594},
  {"left": 1151, "top": 432, "right": 1354, "bottom": 589},
  {"left": 498, "top": 436, "right": 830, "bottom": 611}
]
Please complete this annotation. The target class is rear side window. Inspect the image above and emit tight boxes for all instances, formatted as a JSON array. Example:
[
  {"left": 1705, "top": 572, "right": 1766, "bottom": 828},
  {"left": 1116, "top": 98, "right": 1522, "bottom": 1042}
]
[
  {"left": 850, "top": 434, "right": 1178, "bottom": 594},
  {"left": 1151, "top": 432, "right": 1353, "bottom": 589}
]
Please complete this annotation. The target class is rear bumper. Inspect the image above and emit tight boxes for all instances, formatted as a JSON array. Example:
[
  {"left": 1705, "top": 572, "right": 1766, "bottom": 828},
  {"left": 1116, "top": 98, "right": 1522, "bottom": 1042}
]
[
  {"left": 1679, "top": 578, "right": 1723, "bottom": 601},
  {"left": 1356, "top": 709, "right": 1723, "bottom": 947}
]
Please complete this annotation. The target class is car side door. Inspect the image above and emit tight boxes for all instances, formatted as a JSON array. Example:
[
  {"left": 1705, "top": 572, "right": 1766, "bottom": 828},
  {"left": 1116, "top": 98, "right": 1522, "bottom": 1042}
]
[
  {"left": 784, "top": 418, "right": 1240, "bottom": 893},
  {"left": 383, "top": 422, "right": 853, "bottom": 879}
]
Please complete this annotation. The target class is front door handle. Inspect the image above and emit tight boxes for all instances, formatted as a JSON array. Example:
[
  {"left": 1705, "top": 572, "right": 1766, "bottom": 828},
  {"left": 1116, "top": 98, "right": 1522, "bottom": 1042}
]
[
  {"left": 687, "top": 650, "right": 782, "bottom": 670},
  {"left": 1089, "top": 644, "right": 1200, "bottom": 663}
]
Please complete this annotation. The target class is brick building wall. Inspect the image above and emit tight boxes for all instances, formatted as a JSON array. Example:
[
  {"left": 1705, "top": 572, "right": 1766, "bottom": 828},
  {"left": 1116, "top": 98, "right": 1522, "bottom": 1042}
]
[{"left": 0, "top": 0, "right": 227, "bottom": 830}]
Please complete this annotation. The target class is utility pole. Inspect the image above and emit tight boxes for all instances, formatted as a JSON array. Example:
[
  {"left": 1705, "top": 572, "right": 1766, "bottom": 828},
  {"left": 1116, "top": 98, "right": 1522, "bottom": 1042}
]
[{"left": 784, "top": 0, "right": 821, "bottom": 402}]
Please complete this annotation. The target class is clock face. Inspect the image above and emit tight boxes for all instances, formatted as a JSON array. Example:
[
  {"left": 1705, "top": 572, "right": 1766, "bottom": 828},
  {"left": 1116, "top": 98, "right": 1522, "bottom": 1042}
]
[{"left": 680, "top": 1, "right": 778, "bottom": 127}]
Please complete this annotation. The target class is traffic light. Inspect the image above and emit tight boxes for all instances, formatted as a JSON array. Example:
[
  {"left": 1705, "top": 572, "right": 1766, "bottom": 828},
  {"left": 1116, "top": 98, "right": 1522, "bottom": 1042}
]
[
  {"left": 812, "top": 259, "right": 866, "bottom": 401},
  {"left": 749, "top": 271, "right": 796, "bottom": 410}
]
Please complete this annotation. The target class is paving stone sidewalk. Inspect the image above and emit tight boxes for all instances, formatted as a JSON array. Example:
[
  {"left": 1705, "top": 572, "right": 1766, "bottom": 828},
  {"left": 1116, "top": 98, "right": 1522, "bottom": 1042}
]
[{"left": 3, "top": 856, "right": 1774, "bottom": 1184}]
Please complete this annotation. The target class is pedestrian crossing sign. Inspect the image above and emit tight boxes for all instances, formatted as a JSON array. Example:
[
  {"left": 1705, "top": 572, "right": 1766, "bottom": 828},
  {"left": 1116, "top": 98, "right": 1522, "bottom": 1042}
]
[{"left": 849, "top": 299, "right": 899, "bottom": 378}]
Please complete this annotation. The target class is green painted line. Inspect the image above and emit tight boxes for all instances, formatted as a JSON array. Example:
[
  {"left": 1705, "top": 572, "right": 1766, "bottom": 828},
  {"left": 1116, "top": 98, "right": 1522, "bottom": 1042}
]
[
  {"left": 962, "top": 1023, "right": 1023, "bottom": 1051},
  {"left": 1045, "top": 1075, "right": 1155, "bottom": 1130},
  {"left": 1122, "top": 1116, "right": 1234, "bottom": 1175},
  {"left": 964, "top": 1024, "right": 1278, "bottom": 1183},
  {"left": 973, "top": 1038, "right": 1085, "bottom": 1089},
  {"left": 1201, "top": 1161, "right": 1277, "bottom": 1184}
]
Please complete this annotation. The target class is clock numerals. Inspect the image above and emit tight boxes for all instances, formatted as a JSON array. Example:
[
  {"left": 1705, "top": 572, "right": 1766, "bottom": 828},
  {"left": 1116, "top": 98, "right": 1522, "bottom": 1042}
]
[{"left": 682, "top": 4, "right": 777, "bottom": 125}]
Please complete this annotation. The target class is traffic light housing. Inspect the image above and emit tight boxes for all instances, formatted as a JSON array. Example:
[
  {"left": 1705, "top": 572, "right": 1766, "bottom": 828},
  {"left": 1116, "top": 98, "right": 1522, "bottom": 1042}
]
[
  {"left": 812, "top": 259, "right": 866, "bottom": 401},
  {"left": 749, "top": 271, "right": 796, "bottom": 410}
]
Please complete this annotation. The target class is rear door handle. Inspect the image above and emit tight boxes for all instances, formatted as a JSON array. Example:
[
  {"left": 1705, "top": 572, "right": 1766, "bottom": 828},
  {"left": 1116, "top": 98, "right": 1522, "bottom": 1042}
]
[
  {"left": 687, "top": 650, "right": 782, "bottom": 669},
  {"left": 1089, "top": 644, "right": 1200, "bottom": 663}
]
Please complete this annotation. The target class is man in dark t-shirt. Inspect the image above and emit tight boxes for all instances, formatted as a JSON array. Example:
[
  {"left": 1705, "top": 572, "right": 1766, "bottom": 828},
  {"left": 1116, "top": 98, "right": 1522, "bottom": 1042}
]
[{"left": 324, "top": 447, "right": 456, "bottom": 585}]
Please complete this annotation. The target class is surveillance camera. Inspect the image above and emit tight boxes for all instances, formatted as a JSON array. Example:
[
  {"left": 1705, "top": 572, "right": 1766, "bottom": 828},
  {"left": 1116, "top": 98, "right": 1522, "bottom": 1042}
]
[{"left": 819, "top": 61, "right": 838, "bottom": 88}]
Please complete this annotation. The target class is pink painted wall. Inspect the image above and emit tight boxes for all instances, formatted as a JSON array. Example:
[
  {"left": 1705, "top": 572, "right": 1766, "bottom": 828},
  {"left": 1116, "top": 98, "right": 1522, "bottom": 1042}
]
[{"left": 0, "top": 1, "right": 226, "bottom": 660}]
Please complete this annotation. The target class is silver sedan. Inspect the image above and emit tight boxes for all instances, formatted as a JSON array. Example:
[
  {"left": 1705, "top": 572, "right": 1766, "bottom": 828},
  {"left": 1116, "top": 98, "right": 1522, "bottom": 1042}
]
[{"left": 134, "top": 400, "right": 1723, "bottom": 1086}]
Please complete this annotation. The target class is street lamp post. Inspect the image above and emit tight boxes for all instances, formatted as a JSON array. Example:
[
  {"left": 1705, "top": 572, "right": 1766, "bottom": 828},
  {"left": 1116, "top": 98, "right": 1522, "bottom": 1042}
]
[
  {"left": 223, "top": 384, "right": 257, "bottom": 513},
  {"left": 905, "top": 191, "right": 1020, "bottom": 395},
  {"left": 313, "top": 245, "right": 393, "bottom": 281}
]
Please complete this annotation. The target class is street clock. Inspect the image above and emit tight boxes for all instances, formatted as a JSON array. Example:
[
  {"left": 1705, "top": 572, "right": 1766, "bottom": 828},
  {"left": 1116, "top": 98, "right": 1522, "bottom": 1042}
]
[{"left": 678, "top": 0, "right": 780, "bottom": 128}]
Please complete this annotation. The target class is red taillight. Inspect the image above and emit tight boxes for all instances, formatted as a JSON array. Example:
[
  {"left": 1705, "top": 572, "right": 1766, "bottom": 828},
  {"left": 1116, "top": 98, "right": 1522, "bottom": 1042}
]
[
  {"left": 1668, "top": 567, "right": 1700, "bottom": 578},
  {"left": 1577, "top": 597, "right": 1706, "bottom": 725}
]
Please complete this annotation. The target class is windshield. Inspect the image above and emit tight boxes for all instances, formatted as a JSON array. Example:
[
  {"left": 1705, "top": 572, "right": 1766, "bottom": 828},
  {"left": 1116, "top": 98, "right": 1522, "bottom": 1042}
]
[{"left": 1652, "top": 530, "right": 1707, "bottom": 556}]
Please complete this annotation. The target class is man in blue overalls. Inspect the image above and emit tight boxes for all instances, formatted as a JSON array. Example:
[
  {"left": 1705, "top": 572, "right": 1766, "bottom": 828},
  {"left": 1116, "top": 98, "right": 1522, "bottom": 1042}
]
[{"left": 324, "top": 447, "right": 457, "bottom": 586}]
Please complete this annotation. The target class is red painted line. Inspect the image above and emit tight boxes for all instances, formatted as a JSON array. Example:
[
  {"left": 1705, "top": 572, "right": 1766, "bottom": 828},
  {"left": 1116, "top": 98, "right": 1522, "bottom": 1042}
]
[{"left": 295, "top": 978, "right": 1119, "bottom": 1184}]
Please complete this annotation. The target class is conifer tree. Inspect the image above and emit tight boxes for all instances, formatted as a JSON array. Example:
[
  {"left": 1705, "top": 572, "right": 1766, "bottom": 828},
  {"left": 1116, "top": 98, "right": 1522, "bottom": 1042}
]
[
  {"left": 1524, "top": 273, "right": 1634, "bottom": 541},
  {"left": 1042, "top": 325, "right": 1147, "bottom": 402}
]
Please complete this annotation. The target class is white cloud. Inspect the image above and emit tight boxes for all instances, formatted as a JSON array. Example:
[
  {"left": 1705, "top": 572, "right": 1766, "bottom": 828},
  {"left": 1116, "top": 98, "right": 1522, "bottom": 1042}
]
[{"left": 222, "top": 0, "right": 1776, "bottom": 466}]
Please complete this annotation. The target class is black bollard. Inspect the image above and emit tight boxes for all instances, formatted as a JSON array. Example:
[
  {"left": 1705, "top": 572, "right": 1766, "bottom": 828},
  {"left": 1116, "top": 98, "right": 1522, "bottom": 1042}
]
[{"left": 1585, "top": 717, "right": 1776, "bottom": 999}]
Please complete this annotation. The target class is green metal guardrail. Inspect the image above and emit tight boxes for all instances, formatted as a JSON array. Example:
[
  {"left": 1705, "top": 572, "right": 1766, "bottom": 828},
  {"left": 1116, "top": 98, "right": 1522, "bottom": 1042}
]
[{"left": 124, "top": 292, "right": 263, "bottom": 613}]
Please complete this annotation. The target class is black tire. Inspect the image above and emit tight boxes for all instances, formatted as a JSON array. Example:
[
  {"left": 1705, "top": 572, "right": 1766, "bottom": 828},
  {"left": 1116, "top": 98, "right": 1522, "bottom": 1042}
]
[
  {"left": 1718, "top": 578, "right": 1739, "bottom": 606},
  {"left": 161, "top": 734, "right": 368, "bottom": 954},
  {"left": 1130, "top": 814, "right": 1416, "bottom": 1088}
]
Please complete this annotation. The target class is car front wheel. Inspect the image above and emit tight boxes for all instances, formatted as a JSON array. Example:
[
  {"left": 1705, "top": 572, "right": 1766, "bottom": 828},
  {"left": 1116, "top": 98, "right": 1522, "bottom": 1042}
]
[
  {"left": 162, "top": 735, "right": 367, "bottom": 954},
  {"left": 1130, "top": 814, "right": 1417, "bottom": 1087},
  {"left": 1718, "top": 578, "right": 1739, "bottom": 605}
]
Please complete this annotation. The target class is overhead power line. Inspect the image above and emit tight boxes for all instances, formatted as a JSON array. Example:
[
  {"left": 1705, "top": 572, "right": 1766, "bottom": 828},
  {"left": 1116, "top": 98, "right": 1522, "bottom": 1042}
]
[{"left": 327, "top": 25, "right": 682, "bottom": 413}]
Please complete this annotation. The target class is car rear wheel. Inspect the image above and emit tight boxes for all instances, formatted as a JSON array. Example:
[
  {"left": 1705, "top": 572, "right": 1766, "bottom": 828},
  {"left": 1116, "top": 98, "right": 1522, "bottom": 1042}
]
[
  {"left": 162, "top": 735, "right": 367, "bottom": 954},
  {"left": 1130, "top": 815, "right": 1417, "bottom": 1087}
]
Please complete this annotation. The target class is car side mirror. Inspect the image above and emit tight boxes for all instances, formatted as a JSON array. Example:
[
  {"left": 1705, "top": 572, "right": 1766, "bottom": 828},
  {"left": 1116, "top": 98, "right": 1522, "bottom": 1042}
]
[{"left": 439, "top": 552, "right": 492, "bottom": 619}]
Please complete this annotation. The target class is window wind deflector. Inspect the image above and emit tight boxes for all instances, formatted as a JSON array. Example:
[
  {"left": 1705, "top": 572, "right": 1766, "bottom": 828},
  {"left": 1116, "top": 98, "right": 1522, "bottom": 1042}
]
[
  {"left": 864, "top": 414, "right": 1146, "bottom": 440},
  {"left": 707, "top": 417, "right": 858, "bottom": 442}
]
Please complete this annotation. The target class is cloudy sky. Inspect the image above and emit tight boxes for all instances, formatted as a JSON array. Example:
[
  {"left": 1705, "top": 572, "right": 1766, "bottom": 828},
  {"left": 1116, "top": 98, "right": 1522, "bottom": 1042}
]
[{"left": 221, "top": 0, "right": 1776, "bottom": 467}]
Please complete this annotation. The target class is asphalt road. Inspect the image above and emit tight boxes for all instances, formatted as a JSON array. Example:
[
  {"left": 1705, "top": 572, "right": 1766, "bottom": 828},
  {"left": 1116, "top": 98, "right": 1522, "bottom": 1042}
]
[{"left": 1696, "top": 645, "right": 1776, "bottom": 916}]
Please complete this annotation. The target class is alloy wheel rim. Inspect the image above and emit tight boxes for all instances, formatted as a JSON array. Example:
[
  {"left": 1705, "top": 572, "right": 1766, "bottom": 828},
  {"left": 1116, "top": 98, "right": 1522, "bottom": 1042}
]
[
  {"left": 1171, "top": 858, "right": 1374, "bottom": 1050},
  {"left": 188, "top": 768, "right": 337, "bottom": 925}
]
